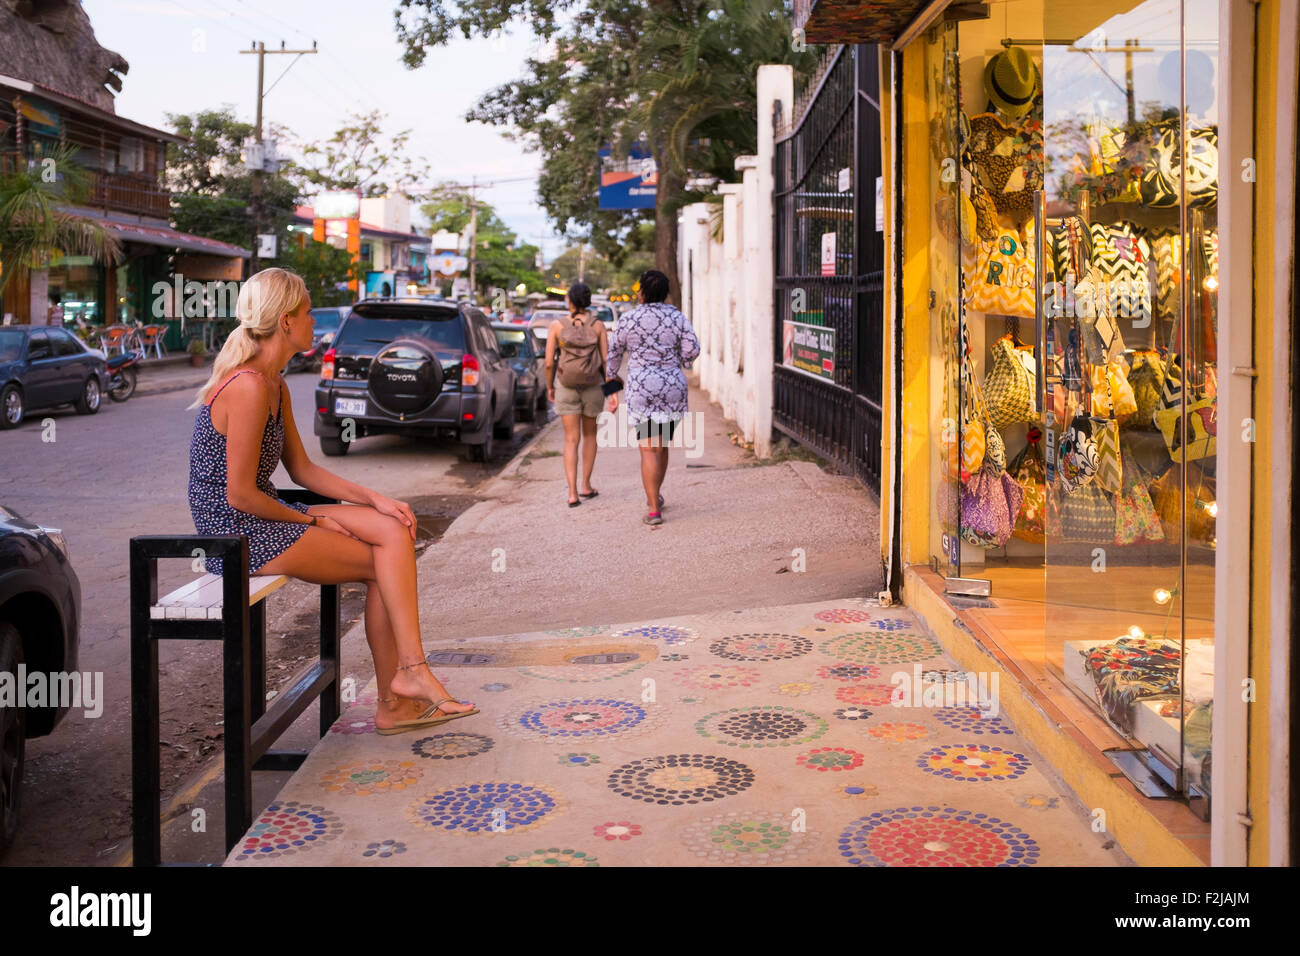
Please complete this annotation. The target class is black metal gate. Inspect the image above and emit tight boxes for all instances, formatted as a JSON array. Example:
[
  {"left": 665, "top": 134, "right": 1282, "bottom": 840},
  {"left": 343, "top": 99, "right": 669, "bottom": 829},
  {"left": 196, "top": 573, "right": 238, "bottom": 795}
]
[{"left": 773, "top": 44, "right": 884, "bottom": 492}]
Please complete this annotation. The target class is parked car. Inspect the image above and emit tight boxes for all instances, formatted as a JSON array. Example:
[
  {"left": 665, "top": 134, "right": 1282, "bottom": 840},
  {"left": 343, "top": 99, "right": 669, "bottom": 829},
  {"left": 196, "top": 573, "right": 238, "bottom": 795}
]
[
  {"left": 314, "top": 297, "right": 517, "bottom": 462},
  {"left": 528, "top": 308, "right": 569, "bottom": 340},
  {"left": 492, "top": 322, "right": 548, "bottom": 422},
  {"left": 0, "top": 504, "right": 81, "bottom": 854},
  {"left": 0, "top": 325, "right": 109, "bottom": 429},
  {"left": 287, "top": 305, "right": 351, "bottom": 373}
]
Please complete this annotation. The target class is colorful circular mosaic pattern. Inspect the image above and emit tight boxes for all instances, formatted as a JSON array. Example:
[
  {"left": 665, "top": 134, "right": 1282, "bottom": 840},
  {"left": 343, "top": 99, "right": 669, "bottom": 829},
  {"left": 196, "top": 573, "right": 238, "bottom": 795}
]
[
  {"left": 838, "top": 807, "right": 1040, "bottom": 866},
  {"left": 773, "top": 680, "right": 821, "bottom": 697},
  {"left": 407, "top": 782, "right": 565, "bottom": 834},
  {"left": 517, "top": 661, "right": 648, "bottom": 683},
  {"left": 234, "top": 802, "right": 342, "bottom": 860},
  {"left": 610, "top": 624, "right": 698, "bottom": 646},
  {"left": 869, "top": 617, "right": 917, "bottom": 631},
  {"left": 695, "top": 706, "right": 829, "bottom": 749},
  {"left": 837, "top": 783, "right": 880, "bottom": 800},
  {"left": 607, "top": 754, "right": 755, "bottom": 805},
  {"left": 835, "top": 684, "right": 898, "bottom": 708},
  {"left": 498, "top": 848, "right": 600, "bottom": 867},
  {"left": 814, "top": 608, "right": 875, "bottom": 624},
  {"left": 818, "top": 662, "right": 882, "bottom": 682},
  {"left": 934, "top": 706, "right": 1013, "bottom": 736},
  {"left": 595, "top": 821, "right": 642, "bottom": 841},
  {"left": 362, "top": 840, "right": 407, "bottom": 859},
  {"left": 675, "top": 664, "right": 762, "bottom": 690},
  {"left": 834, "top": 707, "right": 873, "bottom": 721},
  {"left": 680, "top": 811, "right": 818, "bottom": 865},
  {"left": 330, "top": 709, "right": 376, "bottom": 735},
  {"left": 544, "top": 625, "right": 609, "bottom": 638},
  {"left": 819, "top": 632, "right": 944, "bottom": 664},
  {"left": 709, "top": 633, "right": 813, "bottom": 662},
  {"left": 917, "top": 744, "right": 1030, "bottom": 781},
  {"left": 412, "top": 733, "right": 495, "bottom": 761},
  {"left": 796, "top": 747, "right": 864, "bottom": 772},
  {"left": 320, "top": 759, "right": 423, "bottom": 796},
  {"left": 503, "top": 698, "right": 657, "bottom": 740},
  {"left": 560, "top": 752, "right": 601, "bottom": 767},
  {"left": 866, "top": 722, "right": 930, "bottom": 743}
]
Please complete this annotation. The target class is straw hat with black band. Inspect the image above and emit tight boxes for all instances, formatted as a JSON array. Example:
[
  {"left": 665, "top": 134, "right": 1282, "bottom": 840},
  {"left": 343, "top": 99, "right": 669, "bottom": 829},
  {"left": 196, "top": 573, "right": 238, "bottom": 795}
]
[{"left": 984, "top": 46, "right": 1040, "bottom": 118}]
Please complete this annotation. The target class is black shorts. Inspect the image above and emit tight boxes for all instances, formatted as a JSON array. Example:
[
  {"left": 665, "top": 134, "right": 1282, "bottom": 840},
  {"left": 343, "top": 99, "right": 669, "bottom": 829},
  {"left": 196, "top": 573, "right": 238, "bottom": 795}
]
[{"left": 635, "top": 417, "right": 679, "bottom": 442}]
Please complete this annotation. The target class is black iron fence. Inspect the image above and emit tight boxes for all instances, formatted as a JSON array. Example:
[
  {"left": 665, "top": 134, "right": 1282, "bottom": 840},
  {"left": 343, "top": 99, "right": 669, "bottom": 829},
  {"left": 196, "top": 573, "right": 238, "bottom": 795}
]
[{"left": 773, "top": 44, "right": 884, "bottom": 493}]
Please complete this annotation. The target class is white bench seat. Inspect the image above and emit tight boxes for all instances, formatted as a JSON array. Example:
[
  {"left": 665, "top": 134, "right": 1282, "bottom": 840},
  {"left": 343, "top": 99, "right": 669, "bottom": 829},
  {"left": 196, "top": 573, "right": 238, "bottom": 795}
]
[{"left": 150, "top": 572, "right": 290, "bottom": 621}]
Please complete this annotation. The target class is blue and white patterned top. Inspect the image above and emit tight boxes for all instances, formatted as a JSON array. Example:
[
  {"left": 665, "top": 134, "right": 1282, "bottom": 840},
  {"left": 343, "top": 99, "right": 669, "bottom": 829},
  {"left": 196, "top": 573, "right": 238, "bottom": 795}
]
[
  {"left": 605, "top": 301, "right": 701, "bottom": 424},
  {"left": 188, "top": 369, "right": 310, "bottom": 574}
]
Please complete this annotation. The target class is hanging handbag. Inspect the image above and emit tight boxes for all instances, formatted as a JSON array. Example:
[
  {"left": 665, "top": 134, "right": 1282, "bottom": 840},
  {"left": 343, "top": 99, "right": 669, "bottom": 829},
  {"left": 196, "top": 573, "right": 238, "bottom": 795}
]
[
  {"left": 1140, "top": 124, "right": 1219, "bottom": 209},
  {"left": 1153, "top": 395, "right": 1218, "bottom": 462},
  {"left": 1114, "top": 447, "right": 1165, "bottom": 545},
  {"left": 960, "top": 455, "right": 1026, "bottom": 549},
  {"left": 962, "top": 226, "right": 1036, "bottom": 318},
  {"left": 1150, "top": 461, "right": 1217, "bottom": 543},
  {"left": 1124, "top": 349, "right": 1167, "bottom": 429},
  {"left": 1061, "top": 483, "right": 1117, "bottom": 543},
  {"left": 1010, "top": 427, "right": 1047, "bottom": 543},
  {"left": 1092, "top": 417, "right": 1123, "bottom": 494},
  {"left": 1058, "top": 414, "right": 1099, "bottom": 493},
  {"left": 983, "top": 334, "right": 1037, "bottom": 428},
  {"left": 1084, "top": 221, "right": 1149, "bottom": 336},
  {"left": 1089, "top": 360, "right": 1138, "bottom": 422},
  {"left": 967, "top": 111, "right": 1044, "bottom": 224}
]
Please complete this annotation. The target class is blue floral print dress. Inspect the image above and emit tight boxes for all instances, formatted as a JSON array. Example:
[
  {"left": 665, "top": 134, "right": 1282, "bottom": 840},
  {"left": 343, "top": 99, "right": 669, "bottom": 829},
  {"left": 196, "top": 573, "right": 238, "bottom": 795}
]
[{"left": 605, "top": 301, "right": 701, "bottom": 425}]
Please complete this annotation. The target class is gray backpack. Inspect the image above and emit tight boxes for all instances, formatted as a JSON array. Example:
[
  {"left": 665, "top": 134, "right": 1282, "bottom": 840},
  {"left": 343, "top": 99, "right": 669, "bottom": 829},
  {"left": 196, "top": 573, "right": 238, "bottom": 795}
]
[{"left": 556, "top": 313, "right": 604, "bottom": 387}]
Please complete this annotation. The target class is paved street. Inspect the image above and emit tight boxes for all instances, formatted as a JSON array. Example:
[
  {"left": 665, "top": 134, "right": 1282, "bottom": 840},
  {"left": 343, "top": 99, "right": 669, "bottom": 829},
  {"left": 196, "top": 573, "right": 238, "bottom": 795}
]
[{"left": 0, "top": 367, "right": 541, "bottom": 864}]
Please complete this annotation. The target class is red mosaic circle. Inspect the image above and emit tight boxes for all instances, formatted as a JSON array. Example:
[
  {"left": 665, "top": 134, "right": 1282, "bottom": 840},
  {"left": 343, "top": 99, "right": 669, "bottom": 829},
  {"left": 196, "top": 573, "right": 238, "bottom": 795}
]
[
  {"left": 835, "top": 684, "right": 897, "bottom": 708},
  {"left": 814, "top": 609, "right": 875, "bottom": 623},
  {"left": 863, "top": 816, "right": 1015, "bottom": 866}
]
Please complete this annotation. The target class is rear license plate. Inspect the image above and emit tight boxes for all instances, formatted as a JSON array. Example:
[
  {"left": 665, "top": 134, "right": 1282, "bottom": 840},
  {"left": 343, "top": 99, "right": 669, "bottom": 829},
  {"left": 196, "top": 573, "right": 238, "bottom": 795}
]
[{"left": 334, "top": 397, "right": 366, "bottom": 416}]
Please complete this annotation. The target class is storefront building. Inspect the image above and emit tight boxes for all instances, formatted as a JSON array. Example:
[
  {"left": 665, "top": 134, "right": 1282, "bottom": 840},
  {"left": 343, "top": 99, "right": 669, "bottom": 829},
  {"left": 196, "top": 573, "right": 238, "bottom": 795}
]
[{"left": 800, "top": 0, "right": 1296, "bottom": 865}]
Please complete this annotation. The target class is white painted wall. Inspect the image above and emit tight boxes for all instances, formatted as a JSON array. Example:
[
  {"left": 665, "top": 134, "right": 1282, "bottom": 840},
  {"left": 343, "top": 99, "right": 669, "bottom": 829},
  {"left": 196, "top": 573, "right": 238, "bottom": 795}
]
[{"left": 677, "top": 64, "right": 793, "bottom": 457}]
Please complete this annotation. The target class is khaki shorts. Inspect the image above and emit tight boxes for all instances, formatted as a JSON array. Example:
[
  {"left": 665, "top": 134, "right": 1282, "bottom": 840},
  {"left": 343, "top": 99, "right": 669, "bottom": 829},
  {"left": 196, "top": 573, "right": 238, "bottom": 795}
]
[{"left": 553, "top": 381, "right": 605, "bottom": 418}]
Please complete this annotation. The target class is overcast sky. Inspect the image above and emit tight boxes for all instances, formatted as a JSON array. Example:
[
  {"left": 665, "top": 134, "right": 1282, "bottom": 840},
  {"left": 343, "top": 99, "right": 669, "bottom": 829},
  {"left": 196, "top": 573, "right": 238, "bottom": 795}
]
[{"left": 82, "top": 0, "right": 566, "bottom": 259}]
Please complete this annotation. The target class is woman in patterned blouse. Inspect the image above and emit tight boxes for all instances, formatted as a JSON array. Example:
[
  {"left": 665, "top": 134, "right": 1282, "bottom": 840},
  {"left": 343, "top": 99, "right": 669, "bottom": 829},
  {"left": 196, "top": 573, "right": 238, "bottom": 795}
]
[{"left": 605, "top": 270, "right": 701, "bottom": 525}]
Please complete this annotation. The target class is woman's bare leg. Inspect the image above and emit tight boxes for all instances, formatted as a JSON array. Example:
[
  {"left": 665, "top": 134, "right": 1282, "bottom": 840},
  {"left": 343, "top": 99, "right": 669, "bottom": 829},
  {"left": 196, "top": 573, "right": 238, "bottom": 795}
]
[
  {"left": 580, "top": 413, "right": 598, "bottom": 494},
  {"left": 561, "top": 412, "right": 581, "bottom": 503},
  {"left": 259, "top": 504, "right": 472, "bottom": 718}
]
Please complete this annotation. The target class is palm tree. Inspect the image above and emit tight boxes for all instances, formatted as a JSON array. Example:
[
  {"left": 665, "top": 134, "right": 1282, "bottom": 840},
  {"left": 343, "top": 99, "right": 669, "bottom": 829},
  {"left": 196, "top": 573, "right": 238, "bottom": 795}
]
[{"left": 0, "top": 144, "right": 121, "bottom": 309}]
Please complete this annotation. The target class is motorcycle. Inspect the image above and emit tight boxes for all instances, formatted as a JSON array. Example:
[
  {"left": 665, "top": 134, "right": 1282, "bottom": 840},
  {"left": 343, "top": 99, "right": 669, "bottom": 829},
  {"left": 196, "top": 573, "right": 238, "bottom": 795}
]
[{"left": 106, "top": 348, "right": 143, "bottom": 403}]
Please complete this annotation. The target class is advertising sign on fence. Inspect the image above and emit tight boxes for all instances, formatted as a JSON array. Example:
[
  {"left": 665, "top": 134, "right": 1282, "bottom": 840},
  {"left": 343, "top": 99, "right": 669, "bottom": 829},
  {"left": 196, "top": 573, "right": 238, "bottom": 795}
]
[
  {"left": 783, "top": 319, "right": 836, "bottom": 380},
  {"left": 598, "top": 145, "right": 658, "bottom": 210},
  {"left": 820, "top": 232, "right": 836, "bottom": 276}
]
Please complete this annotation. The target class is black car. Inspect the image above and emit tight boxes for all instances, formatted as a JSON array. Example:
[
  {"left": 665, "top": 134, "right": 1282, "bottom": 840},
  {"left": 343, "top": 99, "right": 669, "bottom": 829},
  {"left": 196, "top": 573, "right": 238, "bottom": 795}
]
[
  {"left": 314, "top": 298, "right": 517, "bottom": 462},
  {"left": 0, "top": 325, "right": 110, "bottom": 429},
  {"left": 0, "top": 504, "right": 81, "bottom": 853},
  {"left": 287, "top": 305, "right": 351, "bottom": 374},
  {"left": 492, "top": 322, "right": 548, "bottom": 422}
]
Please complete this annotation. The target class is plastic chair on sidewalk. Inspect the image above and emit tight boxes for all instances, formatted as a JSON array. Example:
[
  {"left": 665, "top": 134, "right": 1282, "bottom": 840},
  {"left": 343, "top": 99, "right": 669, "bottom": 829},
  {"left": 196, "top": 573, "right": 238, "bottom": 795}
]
[
  {"left": 140, "top": 324, "right": 167, "bottom": 360},
  {"left": 98, "top": 325, "right": 128, "bottom": 355}
]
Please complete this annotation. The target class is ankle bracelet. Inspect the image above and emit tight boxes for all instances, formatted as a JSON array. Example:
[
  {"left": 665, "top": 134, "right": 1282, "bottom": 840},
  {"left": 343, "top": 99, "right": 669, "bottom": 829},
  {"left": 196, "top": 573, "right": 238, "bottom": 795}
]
[{"left": 397, "top": 660, "right": 428, "bottom": 671}]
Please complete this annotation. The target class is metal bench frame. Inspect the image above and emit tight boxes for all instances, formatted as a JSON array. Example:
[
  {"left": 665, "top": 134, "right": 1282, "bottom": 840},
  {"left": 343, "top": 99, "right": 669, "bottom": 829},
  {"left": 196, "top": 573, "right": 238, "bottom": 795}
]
[{"left": 129, "top": 489, "right": 341, "bottom": 866}]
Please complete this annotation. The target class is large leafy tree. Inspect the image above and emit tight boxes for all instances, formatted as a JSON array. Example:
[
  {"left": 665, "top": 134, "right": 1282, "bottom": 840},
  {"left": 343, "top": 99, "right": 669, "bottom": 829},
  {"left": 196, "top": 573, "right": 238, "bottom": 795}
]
[
  {"left": 0, "top": 145, "right": 120, "bottom": 307},
  {"left": 278, "top": 238, "right": 365, "bottom": 307},
  {"left": 286, "top": 109, "right": 431, "bottom": 200},
  {"left": 392, "top": 0, "right": 810, "bottom": 304},
  {"left": 165, "top": 108, "right": 298, "bottom": 250}
]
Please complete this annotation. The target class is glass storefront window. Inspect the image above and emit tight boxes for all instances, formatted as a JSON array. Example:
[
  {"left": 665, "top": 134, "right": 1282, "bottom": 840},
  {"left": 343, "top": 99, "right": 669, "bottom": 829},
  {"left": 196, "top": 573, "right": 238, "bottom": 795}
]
[{"left": 922, "top": 0, "right": 1219, "bottom": 818}]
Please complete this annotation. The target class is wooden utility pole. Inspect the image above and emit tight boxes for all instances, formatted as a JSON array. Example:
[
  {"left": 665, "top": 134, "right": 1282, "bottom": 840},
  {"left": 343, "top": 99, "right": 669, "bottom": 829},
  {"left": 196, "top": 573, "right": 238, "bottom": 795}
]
[
  {"left": 241, "top": 40, "right": 317, "bottom": 273},
  {"left": 467, "top": 175, "right": 478, "bottom": 304}
]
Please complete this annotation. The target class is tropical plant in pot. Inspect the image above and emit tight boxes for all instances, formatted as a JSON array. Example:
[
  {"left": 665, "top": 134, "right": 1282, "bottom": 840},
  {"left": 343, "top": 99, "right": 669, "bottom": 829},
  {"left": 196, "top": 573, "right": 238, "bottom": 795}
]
[{"left": 187, "top": 336, "right": 206, "bottom": 367}]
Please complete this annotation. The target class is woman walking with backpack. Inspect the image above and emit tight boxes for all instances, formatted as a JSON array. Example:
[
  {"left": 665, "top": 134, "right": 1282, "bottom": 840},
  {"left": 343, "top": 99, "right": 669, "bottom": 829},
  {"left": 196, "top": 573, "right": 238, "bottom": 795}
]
[{"left": 546, "top": 282, "right": 608, "bottom": 507}]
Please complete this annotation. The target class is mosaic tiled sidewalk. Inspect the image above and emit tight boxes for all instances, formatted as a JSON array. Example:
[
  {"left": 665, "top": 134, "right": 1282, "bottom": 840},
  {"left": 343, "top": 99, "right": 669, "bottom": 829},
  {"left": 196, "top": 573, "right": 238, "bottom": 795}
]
[{"left": 225, "top": 599, "right": 1123, "bottom": 867}]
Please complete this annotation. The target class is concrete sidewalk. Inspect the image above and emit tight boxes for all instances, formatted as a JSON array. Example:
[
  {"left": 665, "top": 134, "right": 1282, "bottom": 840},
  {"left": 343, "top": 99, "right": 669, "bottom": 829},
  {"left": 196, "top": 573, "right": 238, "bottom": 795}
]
[
  {"left": 218, "top": 384, "right": 1126, "bottom": 866},
  {"left": 135, "top": 355, "right": 215, "bottom": 397}
]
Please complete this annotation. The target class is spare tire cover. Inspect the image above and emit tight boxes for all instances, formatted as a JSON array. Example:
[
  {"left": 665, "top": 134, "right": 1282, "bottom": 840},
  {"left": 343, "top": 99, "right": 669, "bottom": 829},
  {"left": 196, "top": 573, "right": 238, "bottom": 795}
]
[{"left": 367, "top": 337, "right": 446, "bottom": 416}]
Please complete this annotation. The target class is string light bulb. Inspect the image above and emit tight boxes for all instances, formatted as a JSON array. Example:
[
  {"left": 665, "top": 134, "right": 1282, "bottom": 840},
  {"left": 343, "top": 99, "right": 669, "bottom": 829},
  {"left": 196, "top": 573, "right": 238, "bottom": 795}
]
[
  {"left": 1153, "top": 588, "right": 1174, "bottom": 606},
  {"left": 1128, "top": 625, "right": 1144, "bottom": 639}
]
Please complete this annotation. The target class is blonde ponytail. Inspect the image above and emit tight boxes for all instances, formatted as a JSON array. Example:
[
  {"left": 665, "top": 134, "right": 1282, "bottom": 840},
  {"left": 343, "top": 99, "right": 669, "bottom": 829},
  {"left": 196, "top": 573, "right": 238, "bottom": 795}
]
[{"left": 190, "top": 267, "right": 308, "bottom": 407}]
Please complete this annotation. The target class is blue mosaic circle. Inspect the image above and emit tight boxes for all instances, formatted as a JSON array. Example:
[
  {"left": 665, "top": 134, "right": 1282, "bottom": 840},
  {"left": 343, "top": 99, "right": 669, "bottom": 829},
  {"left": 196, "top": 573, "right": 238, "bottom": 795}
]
[
  {"left": 513, "top": 698, "right": 650, "bottom": 738},
  {"left": 838, "top": 806, "right": 1040, "bottom": 866},
  {"left": 407, "top": 782, "right": 564, "bottom": 834},
  {"left": 612, "top": 624, "right": 697, "bottom": 646},
  {"left": 934, "top": 706, "right": 1013, "bottom": 736},
  {"left": 869, "top": 618, "right": 916, "bottom": 631}
]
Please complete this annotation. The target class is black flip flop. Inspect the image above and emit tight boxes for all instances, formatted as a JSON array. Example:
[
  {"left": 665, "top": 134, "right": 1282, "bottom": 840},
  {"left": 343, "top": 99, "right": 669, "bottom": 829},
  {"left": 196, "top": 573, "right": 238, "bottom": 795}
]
[
  {"left": 568, "top": 499, "right": 581, "bottom": 508},
  {"left": 580, "top": 490, "right": 599, "bottom": 499}
]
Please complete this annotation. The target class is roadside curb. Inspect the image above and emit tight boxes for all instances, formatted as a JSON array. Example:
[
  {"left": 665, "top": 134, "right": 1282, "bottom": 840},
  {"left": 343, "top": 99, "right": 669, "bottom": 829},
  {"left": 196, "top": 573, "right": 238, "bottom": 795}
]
[{"left": 479, "top": 413, "right": 560, "bottom": 498}]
